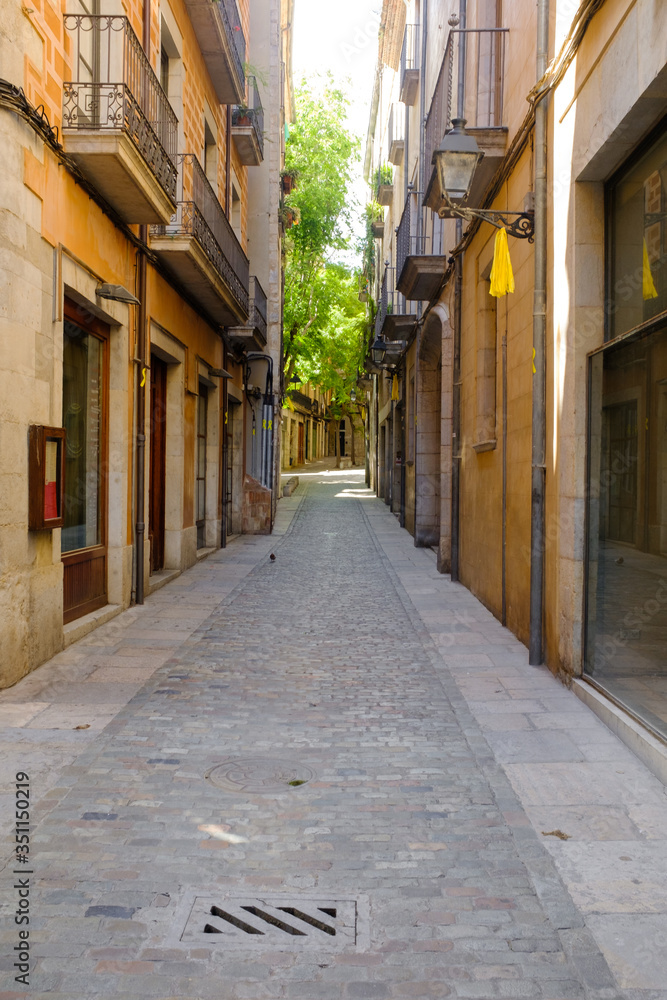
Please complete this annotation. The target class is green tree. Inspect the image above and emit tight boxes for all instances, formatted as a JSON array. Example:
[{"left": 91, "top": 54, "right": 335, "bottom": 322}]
[
  {"left": 282, "top": 78, "right": 360, "bottom": 386},
  {"left": 294, "top": 264, "right": 368, "bottom": 467}
]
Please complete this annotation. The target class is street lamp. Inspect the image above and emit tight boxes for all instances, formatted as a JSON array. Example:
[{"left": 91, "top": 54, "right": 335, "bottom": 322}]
[
  {"left": 371, "top": 335, "right": 387, "bottom": 365},
  {"left": 349, "top": 388, "right": 357, "bottom": 403},
  {"left": 433, "top": 118, "right": 534, "bottom": 241}
]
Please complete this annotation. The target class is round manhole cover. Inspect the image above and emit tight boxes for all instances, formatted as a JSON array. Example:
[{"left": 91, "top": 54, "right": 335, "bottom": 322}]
[{"left": 206, "top": 757, "right": 316, "bottom": 793}]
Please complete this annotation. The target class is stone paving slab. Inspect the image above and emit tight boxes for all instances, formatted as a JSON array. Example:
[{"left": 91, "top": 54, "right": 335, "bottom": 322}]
[{"left": 0, "top": 468, "right": 665, "bottom": 998}]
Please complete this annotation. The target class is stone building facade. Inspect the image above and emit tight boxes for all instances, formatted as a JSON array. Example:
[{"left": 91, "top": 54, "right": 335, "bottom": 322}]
[
  {"left": 365, "top": 0, "right": 667, "bottom": 748},
  {"left": 0, "top": 0, "right": 293, "bottom": 685}
]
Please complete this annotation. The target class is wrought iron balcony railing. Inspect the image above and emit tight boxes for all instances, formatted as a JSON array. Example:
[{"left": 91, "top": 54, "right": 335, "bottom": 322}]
[
  {"left": 219, "top": 0, "right": 246, "bottom": 87},
  {"left": 288, "top": 390, "right": 317, "bottom": 413},
  {"left": 232, "top": 75, "right": 264, "bottom": 159},
  {"left": 152, "top": 154, "right": 249, "bottom": 316},
  {"left": 395, "top": 191, "right": 447, "bottom": 300},
  {"left": 375, "top": 266, "right": 413, "bottom": 339},
  {"left": 62, "top": 14, "right": 178, "bottom": 201},
  {"left": 249, "top": 275, "right": 267, "bottom": 342},
  {"left": 388, "top": 103, "right": 405, "bottom": 165},
  {"left": 396, "top": 191, "right": 428, "bottom": 281},
  {"left": 399, "top": 23, "right": 420, "bottom": 105},
  {"left": 423, "top": 27, "right": 507, "bottom": 192}
]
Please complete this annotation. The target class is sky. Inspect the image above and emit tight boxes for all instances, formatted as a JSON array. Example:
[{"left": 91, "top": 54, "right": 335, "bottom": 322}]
[
  {"left": 291, "top": 0, "right": 382, "bottom": 265},
  {"left": 291, "top": 0, "right": 381, "bottom": 140}
]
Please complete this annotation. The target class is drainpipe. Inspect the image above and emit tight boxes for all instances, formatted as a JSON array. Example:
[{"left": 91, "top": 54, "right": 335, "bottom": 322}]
[
  {"left": 135, "top": 0, "right": 151, "bottom": 604},
  {"left": 451, "top": 219, "right": 462, "bottom": 582},
  {"left": 450, "top": 0, "right": 466, "bottom": 583},
  {"left": 221, "top": 342, "right": 228, "bottom": 549},
  {"left": 417, "top": 0, "right": 427, "bottom": 232},
  {"left": 529, "top": 0, "right": 549, "bottom": 665}
]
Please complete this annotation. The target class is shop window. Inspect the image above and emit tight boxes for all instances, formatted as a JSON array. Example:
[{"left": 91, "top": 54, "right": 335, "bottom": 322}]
[
  {"left": 607, "top": 121, "right": 667, "bottom": 341},
  {"left": 61, "top": 301, "right": 109, "bottom": 622},
  {"left": 585, "top": 324, "right": 667, "bottom": 740}
]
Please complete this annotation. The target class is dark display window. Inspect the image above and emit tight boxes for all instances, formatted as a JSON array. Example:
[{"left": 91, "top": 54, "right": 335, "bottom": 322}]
[
  {"left": 607, "top": 123, "right": 667, "bottom": 340},
  {"left": 585, "top": 325, "right": 667, "bottom": 739}
]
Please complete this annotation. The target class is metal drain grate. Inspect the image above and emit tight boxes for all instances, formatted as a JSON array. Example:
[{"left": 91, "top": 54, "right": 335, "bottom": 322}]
[{"left": 179, "top": 897, "right": 358, "bottom": 950}]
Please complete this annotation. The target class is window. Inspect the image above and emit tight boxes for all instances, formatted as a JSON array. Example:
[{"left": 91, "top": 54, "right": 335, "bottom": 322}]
[
  {"left": 607, "top": 121, "right": 667, "bottom": 341},
  {"left": 160, "top": 46, "right": 169, "bottom": 96},
  {"left": 61, "top": 300, "right": 109, "bottom": 623},
  {"left": 231, "top": 181, "right": 242, "bottom": 241},
  {"left": 196, "top": 383, "right": 207, "bottom": 548},
  {"left": 585, "top": 323, "right": 667, "bottom": 740},
  {"left": 204, "top": 117, "right": 217, "bottom": 189},
  {"left": 62, "top": 321, "right": 105, "bottom": 552}
]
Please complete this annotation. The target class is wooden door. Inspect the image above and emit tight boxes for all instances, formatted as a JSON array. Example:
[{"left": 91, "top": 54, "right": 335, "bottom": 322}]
[
  {"left": 149, "top": 355, "right": 167, "bottom": 573},
  {"left": 62, "top": 299, "right": 108, "bottom": 623}
]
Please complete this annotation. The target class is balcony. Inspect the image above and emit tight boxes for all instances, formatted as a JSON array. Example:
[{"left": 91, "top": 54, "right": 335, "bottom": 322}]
[
  {"left": 399, "top": 24, "right": 420, "bottom": 106},
  {"left": 231, "top": 77, "right": 264, "bottom": 165},
  {"left": 183, "top": 0, "right": 245, "bottom": 104},
  {"left": 62, "top": 15, "right": 178, "bottom": 223},
  {"left": 396, "top": 191, "right": 447, "bottom": 301},
  {"left": 376, "top": 165, "right": 394, "bottom": 207},
  {"left": 375, "top": 266, "right": 417, "bottom": 343},
  {"left": 388, "top": 104, "right": 405, "bottom": 167},
  {"left": 150, "top": 154, "right": 249, "bottom": 326},
  {"left": 423, "top": 28, "right": 508, "bottom": 214},
  {"left": 370, "top": 209, "right": 385, "bottom": 239},
  {"left": 227, "top": 275, "right": 268, "bottom": 351}
]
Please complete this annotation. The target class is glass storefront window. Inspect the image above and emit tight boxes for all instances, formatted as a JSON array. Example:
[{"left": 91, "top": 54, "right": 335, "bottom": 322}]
[
  {"left": 608, "top": 124, "right": 667, "bottom": 340},
  {"left": 585, "top": 324, "right": 667, "bottom": 739},
  {"left": 62, "top": 320, "right": 105, "bottom": 553}
]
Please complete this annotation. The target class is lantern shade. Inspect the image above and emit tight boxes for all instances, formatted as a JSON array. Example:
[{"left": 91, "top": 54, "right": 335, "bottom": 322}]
[
  {"left": 433, "top": 118, "right": 484, "bottom": 203},
  {"left": 371, "top": 336, "right": 387, "bottom": 364}
]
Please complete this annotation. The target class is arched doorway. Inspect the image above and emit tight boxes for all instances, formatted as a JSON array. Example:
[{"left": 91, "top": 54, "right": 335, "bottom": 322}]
[{"left": 415, "top": 304, "right": 451, "bottom": 571}]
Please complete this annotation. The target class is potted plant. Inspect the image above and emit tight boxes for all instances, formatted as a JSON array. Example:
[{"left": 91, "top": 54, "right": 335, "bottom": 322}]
[
  {"left": 376, "top": 163, "right": 393, "bottom": 206},
  {"left": 366, "top": 200, "right": 384, "bottom": 238},
  {"left": 280, "top": 203, "right": 300, "bottom": 229},
  {"left": 281, "top": 168, "right": 300, "bottom": 195},
  {"left": 232, "top": 102, "right": 252, "bottom": 127}
]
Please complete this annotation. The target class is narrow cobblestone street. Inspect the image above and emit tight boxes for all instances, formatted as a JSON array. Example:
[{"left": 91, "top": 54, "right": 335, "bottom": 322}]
[{"left": 2, "top": 468, "right": 667, "bottom": 1000}]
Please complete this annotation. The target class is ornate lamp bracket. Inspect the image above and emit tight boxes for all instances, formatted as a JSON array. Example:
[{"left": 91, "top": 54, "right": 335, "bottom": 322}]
[{"left": 438, "top": 197, "right": 535, "bottom": 242}]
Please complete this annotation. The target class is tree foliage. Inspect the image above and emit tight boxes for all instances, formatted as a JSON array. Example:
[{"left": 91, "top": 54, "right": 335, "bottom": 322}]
[{"left": 282, "top": 78, "right": 361, "bottom": 387}]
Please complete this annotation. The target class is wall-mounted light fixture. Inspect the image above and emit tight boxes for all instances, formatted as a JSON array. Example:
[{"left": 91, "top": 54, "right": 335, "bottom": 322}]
[{"left": 433, "top": 119, "right": 534, "bottom": 241}]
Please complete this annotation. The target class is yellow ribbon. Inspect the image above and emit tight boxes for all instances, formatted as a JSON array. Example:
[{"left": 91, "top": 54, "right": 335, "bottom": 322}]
[
  {"left": 391, "top": 375, "right": 399, "bottom": 401},
  {"left": 643, "top": 239, "right": 658, "bottom": 300},
  {"left": 140, "top": 367, "right": 147, "bottom": 387},
  {"left": 489, "top": 227, "right": 515, "bottom": 297}
]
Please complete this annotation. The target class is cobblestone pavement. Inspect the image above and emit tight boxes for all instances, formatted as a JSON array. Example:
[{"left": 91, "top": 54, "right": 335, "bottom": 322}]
[{"left": 1, "top": 467, "right": 667, "bottom": 999}]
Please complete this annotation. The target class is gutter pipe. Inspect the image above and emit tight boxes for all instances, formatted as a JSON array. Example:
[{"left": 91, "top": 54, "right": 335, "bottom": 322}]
[
  {"left": 134, "top": 0, "right": 151, "bottom": 605},
  {"left": 529, "top": 0, "right": 549, "bottom": 665},
  {"left": 450, "top": 0, "right": 466, "bottom": 583}
]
